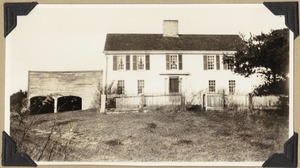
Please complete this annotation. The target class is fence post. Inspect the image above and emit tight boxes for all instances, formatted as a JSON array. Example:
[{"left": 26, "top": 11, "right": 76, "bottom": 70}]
[
  {"left": 139, "top": 93, "right": 144, "bottom": 112},
  {"left": 203, "top": 94, "right": 207, "bottom": 111},
  {"left": 181, "top": 93, "right": 186, "bottom": 111},
  {"left": 249, "top": 93, "right": 253, "bottom": 110}
]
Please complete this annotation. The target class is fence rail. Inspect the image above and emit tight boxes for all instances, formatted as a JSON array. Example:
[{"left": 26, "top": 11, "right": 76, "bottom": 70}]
[
  {"left": 114, "top": 93, "right": 183, "bottom": 109},
  {"left": 204, "top": 94, "right": 283, "bottom": 110},
  {"left": 110, "top": 93, "right": 285, "bottom": 110}
]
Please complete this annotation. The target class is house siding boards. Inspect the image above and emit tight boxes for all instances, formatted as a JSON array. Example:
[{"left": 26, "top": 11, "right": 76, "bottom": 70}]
[{"left": 105, "top": 53, "right": 252, "bottom": 98}]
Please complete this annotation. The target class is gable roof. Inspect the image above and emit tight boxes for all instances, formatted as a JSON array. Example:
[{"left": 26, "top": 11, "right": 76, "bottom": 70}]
[{"left": 104, "top": 34, "right": 243, "bottom": 52}]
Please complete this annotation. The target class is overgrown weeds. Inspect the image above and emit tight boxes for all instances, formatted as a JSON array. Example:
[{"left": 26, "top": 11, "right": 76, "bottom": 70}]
[{"left": 10, "top": 107, "right": 289, "bottom": 162}]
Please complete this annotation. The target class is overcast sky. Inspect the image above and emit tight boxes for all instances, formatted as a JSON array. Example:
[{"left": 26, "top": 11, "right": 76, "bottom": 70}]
[{"left": 7, "top": 4, "right": 286, "bottom": 94}]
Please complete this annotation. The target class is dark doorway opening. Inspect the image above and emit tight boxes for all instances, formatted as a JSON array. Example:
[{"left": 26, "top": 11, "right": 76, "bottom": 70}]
[
  {"left": 169, "top": 77, "right": 179, "bottom": 93},
  {"left": 57, "top": 96, "right": 82, "bottom": 112},
  {"left": 30, "top": 96, "right": 54, "bottom": 115}
]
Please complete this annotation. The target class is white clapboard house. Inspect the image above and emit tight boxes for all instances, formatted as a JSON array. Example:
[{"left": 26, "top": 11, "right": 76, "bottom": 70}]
[{"left": 101, "top": 20, "right": 253, "bottom": 110}]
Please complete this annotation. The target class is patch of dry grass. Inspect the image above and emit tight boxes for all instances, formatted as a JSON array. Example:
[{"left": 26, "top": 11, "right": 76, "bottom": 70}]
[{"left": 10, "top": 107, "right": 289, "bottom": 162}]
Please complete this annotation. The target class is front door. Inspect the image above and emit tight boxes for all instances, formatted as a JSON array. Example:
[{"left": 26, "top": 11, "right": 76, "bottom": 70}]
[{"left": 169, "top": 77, "right": 179, "bottom": 93}]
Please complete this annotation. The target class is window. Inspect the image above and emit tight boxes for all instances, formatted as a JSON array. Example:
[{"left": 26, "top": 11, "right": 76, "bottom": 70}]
[
  {"left": 117, "top": 56, "right": 125, "bottom": 70},
  {"left": 229, "top": 80, "right": 235, "bottom": 95},
  {"left": 204, "top": 55, "right": 223, "bottom": 70},
  {"left": 209, "top": 80, "right": 216, "bottom": 93},
  {"left": 166, "top": 54, "right": 182, "bottom": 70},
  {"left": 170, "top": 55, "right": 178, "bottom": 69},
  {"left": 223, "top": 55, "right": 234, "bottom": 70},
  {"left": 137, "top": 55, "right": 145, "bottom": 70},
  {"left": 207, "top": 56, "right": 215, "bottom": 70},
  {"left": 113, "top": 55, "right": 130, "bottom": 71},
  {"left": 137, "top": 80, "right": 144, "bottom": 94},
  {"left": 117, "top": 80, "right": 125, "bottom": 94},
  {"left": 133, "top": 55, "right": 150, "bottom": 70}
]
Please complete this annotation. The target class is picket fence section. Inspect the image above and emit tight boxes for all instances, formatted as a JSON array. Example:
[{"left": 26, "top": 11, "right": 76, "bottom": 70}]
[
  {"left": 115, "top": 93, "right": 182, "bottom": 109},
  {"left": 113, "top": 93, "right": 284, "bottom": 110},
  {"left": 204, "top": 94, "right": 282, "bottom": 110},
  {"left": 252, "top": 96, "right": 280, "bottom": 109}
]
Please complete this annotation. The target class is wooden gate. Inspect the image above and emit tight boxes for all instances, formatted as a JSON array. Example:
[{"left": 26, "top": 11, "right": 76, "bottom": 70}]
[{"left": 204, "top": 94, "right": 224, "bottom": 110}]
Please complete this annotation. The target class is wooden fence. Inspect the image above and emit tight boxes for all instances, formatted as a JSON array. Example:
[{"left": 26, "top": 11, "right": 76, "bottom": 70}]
[
  {"left": 115, "top": 93, "right": 182, "bottom": 109},
  {"left": 112, "top": 93, "right": 284, "bottom": 110},
  {"left": 252, "top": 96, "right": 280, "bottom": 109},
  {"left": 204, "top": 94, "right": 283, "bottom": 110}
]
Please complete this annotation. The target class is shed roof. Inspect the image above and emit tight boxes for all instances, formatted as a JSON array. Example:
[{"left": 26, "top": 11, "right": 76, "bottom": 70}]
[{"left": 104, "top": 34, "right": 243, "bottom": 52}]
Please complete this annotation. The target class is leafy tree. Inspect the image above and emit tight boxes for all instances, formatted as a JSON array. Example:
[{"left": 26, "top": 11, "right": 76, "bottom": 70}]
[
  {"left": 224, "top": 28, "right": 289, "bottom": 95},
  {"left": 10, "top": 90, "right": 28, "bottom": 113}
]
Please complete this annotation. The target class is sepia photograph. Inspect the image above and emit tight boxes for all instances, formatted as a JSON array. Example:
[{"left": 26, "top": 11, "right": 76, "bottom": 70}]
[{"left": 5, "top": 3, "right": 293, "bottom": 166}]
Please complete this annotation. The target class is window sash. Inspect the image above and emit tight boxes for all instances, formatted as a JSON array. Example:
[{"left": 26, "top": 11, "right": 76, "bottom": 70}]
[
  {"left": 137, "top": 55, "right": 145, "bottom": 70},
  {"left": 209, "top": 80, "right": 216, "bottom": 93},
  {"left": 117, "top": 80, "right": 125, "bottom": 94},
  {"left": 137, "top": 80, "right": 144, "bottom": 94},
  {"left": 207, "top": 56, "right": 215, "bottom": 70},
  {"left": 229, "top": 80, "right": 235, "bottom": 95},
  {"left": 170, "top": 54, "right": 178, "bottom": 69},
  {"left": 117, "top": 56, "right": 126, "bottom": 70}
]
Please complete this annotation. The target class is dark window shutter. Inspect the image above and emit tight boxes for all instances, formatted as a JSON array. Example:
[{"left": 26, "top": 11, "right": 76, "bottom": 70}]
[
  {"left": 216, "top": 55, "right": 220, "bottom": 70},
  {"left": 133, "top": 55, "right": 137, "bottom": 70},
  {"left": 203, "top": 55, "right": 207, "bottom": 70},
  {"left": 146, "top": 55, "right": 150, "bottom": 70},
  {"left": 113, "top": 56, "right": 117, "bottom": 70},
  {"left": 179, "top": 54, "right": 182, "bottom": 70},
  {"left": 126, "top": 55, "right": 130, "bottom": 70},
  {"left": 166, "top": 55, "right": 170, "bottom": 70}
]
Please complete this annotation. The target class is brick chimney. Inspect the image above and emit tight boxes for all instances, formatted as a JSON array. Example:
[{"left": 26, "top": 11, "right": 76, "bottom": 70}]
[{"left": 163, "top": 20, "right": 179, "bottom": 37}]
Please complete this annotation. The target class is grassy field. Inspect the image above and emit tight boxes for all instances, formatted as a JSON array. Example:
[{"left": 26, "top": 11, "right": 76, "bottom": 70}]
[{"left": 10, "top": 106, "right": 289, "bottom": 162}]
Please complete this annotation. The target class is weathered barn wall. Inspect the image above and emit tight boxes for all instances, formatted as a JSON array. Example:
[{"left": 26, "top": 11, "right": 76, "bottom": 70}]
[{"left": 28, "top": 71, "right": 102, "bottom": 111}]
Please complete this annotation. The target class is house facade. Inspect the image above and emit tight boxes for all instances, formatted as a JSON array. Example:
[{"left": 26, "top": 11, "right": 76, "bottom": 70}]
[{"left": 102, "top": 20, "right": 253, "bottom": 109}]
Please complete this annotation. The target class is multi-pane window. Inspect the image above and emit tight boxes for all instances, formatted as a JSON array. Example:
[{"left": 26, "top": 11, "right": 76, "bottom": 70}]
[
  {"left": 137, "top": 55, "right": 145, "bottom": 70},
  {"left": 229, "top": 80, "right": 235, "bottom": 95},
  {"left": 170, "top": 54, "right": 178, "bottom": 69},
  {"left": 166, "top": 54, "right": 182, "bottom": 70},
  {"left": 117, "top": 80, "right": 125, "bottom": 94},
  {"left": 137, "top": 80, "right": 144, "bottom": 94},
  {"left": 207, "top": 56, "right": 215, "bottom": 70},
  {"left": 223, "top": 55, "right": 234, "bottom": 70},
  {"left": 133, "top": 55, "right": 150, "bottom": 70},
  {"left": 209, "top": 80, "right": 216, "bottom": 93},
  {"left": 117, "top": 55, "right": 126, "bottom": 70}
]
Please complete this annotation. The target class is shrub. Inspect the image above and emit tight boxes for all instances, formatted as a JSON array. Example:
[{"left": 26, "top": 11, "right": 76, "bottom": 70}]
[
  {"left": 91, "top": 82, "right": 117, "bottom": 110},
  {"left": 10, "top": 90, "right": 28, "bottom": 114}
]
